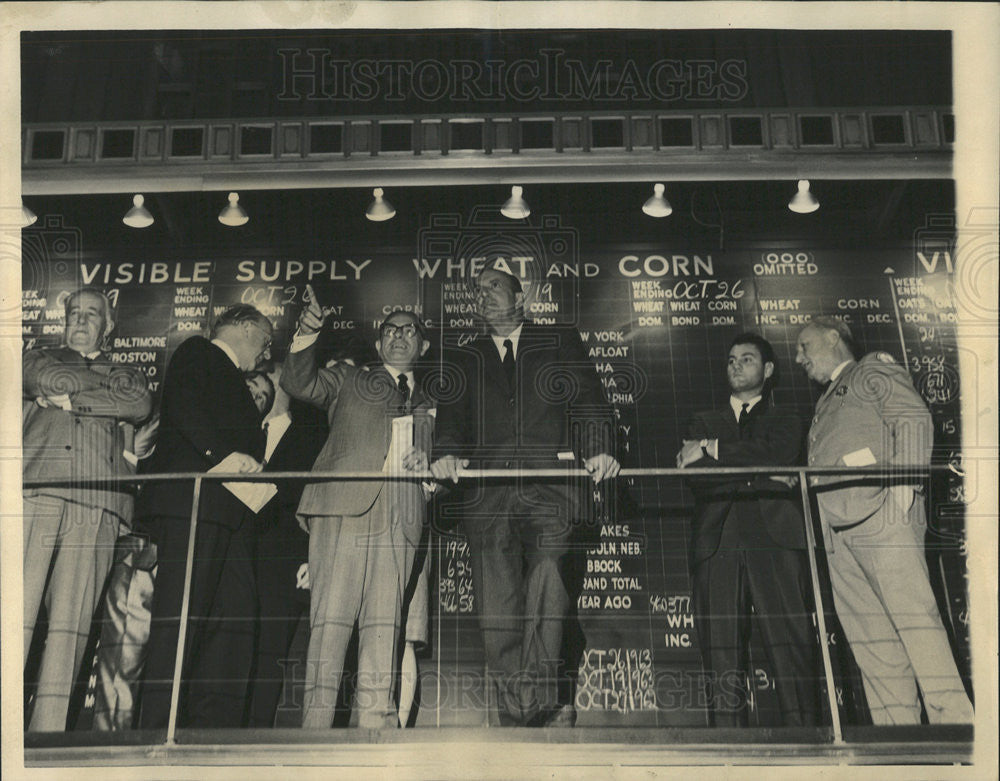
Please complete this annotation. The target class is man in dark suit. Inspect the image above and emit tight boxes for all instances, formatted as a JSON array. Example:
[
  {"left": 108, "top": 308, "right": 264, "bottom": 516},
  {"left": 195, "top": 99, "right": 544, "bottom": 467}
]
[
  {"left": 22, "top": 287, "right": 152, "bottom": 731},
  {"left": 431, "top": 266, "right": 619, "bottom": 727},
  {"left": 282, "top": 291, "right": 434, "bottom": 729},
  {"left": 676, "top": 332, "right": 820, "bottom": 727},
  {"left": 137, "top": 304, "right": 272, "bottom": 728},
  {"left": 246, "top": 369, "right": 328, "bottom": 728}
]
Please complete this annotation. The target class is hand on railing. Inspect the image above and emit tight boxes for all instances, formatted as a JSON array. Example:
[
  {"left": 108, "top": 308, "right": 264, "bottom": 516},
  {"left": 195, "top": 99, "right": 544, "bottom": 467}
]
[
  {"left": 401, "top": 447, "right": 428, "bottom": 473},
  {"left": 430, "top": 455, "right": 470, "bottom": 483},
  {"left": 676, "top": 440, "right": 704, "bottom": 468},
  {"left": 584, "top": 453, "right": 620, "bottom": 484}
]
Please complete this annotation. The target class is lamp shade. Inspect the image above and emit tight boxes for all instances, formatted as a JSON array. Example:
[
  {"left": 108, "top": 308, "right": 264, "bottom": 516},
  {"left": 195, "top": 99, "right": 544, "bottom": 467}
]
[
  {"left": 366, "top": 187, "right": 396, "bottom": 221},
  {"left": 642, "top": 183, "right": 673, "bottom": 218},
  {"left": 788, "top": 180, "right": 819, "bottom": 214},
  {"left": 122, "top": 194, "right": 154, "bottom": 228},
  {"left": 500, "top": 186, "right": 530, "bottom": 219},
  {"left": 218, "top": 192, "right": 249, "bottom": 226}
]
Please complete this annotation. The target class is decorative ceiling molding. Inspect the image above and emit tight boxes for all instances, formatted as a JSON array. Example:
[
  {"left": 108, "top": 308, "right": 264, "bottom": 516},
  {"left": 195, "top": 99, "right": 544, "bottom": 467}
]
[{"left": 22, "top": 107, "right": 952, "bottom": 194}]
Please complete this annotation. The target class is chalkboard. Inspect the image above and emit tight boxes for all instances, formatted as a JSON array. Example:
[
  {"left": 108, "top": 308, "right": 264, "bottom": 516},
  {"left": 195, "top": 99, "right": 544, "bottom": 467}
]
[{"left": 21, "top": 211, "right": 968, "bottom": 727}]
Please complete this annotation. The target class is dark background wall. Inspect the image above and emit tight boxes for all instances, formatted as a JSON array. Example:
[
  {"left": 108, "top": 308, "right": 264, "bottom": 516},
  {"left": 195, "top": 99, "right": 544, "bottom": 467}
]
[{"left": 21, "top": 29, "right": 952, "bottom": 121}]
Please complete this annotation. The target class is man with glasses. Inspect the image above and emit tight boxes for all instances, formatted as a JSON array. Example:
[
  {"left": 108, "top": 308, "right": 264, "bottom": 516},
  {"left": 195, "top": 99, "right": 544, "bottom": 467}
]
[
  {"left": 137, "top": 304, "right": 272, "bottom": 728},
  {"left": 282, "top": 289, "right": 433, "bottom": 729}
]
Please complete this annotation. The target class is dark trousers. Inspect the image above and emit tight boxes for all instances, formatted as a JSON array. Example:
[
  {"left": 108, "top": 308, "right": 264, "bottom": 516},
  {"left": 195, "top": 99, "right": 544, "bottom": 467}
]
[
  {"left": 247, "top": 521, "right": 308, "bottom": 728},
  {"left": 138, "top": 515, "right": 256, "bottom": 729},
  {"left": 693, "top": 544, "right": 821, "bottom": 727},
  {"left": 464, "top": 482, "right": 576, "bottom": 725}
]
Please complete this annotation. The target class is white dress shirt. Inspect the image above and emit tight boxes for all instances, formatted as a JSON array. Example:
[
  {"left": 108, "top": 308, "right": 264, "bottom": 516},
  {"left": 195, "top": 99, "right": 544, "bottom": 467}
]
[
  {"left": 262, "top": 411, "right": 292, "bottom": 464},
  {"left": 490, "top": 323, "right": 523, "bottom": 361},
  {"left": 729, "top": 394, "right": 762, "bottom": 422}
]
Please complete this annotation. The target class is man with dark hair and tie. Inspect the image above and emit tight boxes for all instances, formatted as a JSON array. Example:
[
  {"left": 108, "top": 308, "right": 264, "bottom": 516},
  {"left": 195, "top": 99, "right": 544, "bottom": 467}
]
[
  {"left": 282, "top": 288, "right": 434, "bottom": 729},
  {"left": 137, "top": 304, "right": 272, "bottom": 728},
  {"left": 431, "top": 265, "right": 619, "bottom": 727},
  {"left": 677, "top": 332, "right": 821, "bottom": 727},
  {"left": 23, "top": 287, "right": 151, "bottom": 731}
]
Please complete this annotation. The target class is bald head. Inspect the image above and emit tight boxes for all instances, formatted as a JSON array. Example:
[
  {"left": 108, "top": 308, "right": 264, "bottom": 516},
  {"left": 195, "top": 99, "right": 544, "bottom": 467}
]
[{"left": 795, "top": 318, "right": 855, "bottom": 383}]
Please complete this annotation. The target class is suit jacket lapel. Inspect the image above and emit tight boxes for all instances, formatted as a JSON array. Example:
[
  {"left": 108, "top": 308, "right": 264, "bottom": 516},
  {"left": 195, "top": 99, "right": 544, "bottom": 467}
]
[
  {"left": 479, "top": 334, "right": 509, "bottom": 392},
  {"left": 715, "top": 407, "right": 740, "bottom": 441},
  {"left": 266, "top": 420, "right": 293, "bottom": 468},
  {"left": 744, "top": 399, "right": 767, "bottom": 429},
  {"left": 817, "top": 360, "right": 856, "bottom": 411},
  {"left": 409, "top": 370, "right": 432, "bottom": 411}
]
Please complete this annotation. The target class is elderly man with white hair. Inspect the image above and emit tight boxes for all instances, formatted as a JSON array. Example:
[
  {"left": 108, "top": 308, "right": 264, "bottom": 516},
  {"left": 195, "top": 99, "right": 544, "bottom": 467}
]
[
  {"left": 796, "top": 316, "right": 973, "bottom": 726},
  {"left": 23, "top": 287, "right": 151, "bottom": 731}
]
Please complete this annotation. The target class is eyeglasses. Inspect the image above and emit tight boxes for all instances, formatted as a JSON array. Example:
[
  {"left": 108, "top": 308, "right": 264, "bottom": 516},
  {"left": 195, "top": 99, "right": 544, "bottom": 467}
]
[
  {"left": 245, "top": 320, "right": 273, "bottom": 351},
  {"left": 380, "top": 322, "right": 419, "bottom": 339}
]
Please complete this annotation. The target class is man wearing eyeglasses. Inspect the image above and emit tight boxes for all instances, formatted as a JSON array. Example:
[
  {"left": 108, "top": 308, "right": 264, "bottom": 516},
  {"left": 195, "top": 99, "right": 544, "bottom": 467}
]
[
  {"left": 137, "top": 304, "right": 272, "bottom": 728},
  {"left": 282, "top": 289, "right": 433, "bottom": 729}
]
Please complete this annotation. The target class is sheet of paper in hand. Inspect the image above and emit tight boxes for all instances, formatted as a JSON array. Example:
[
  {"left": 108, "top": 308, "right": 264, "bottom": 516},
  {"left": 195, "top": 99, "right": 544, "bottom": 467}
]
[
  {"left": 208, "top": 455, "right": 277, "bottom": 513},
  {"left": 384, "top": 414, "right": 414, "bottom": 475}
]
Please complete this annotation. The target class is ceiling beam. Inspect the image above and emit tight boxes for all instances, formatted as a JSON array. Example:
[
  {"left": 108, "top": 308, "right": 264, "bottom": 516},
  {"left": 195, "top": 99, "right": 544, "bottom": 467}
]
[{"left": 22, "top": 150, "right": 951, "bottom": 195}]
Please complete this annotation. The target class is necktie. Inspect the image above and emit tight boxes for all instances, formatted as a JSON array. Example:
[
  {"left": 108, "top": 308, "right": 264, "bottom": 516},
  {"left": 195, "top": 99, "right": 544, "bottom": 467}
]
[
  {"left": 397, "top": 373, "right": 411, "bottom": 412},
  {"left": 501, "top": 338, "right": 516, "bottom": 390},
  {"left": 738, "top": 402, "right": 750, "bottom": 436}
]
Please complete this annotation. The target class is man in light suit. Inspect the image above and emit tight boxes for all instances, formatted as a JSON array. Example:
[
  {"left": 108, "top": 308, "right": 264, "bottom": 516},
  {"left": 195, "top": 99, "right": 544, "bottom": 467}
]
[
  {"left": 22, "top": 287, "right": 152, "bottom": 731},
  {"left": 677, "top": 333, "right": 820, "bottom": 727},
  {"left": 137, "top": 304, "right": 272, "bottom": 728},
  {"left": 431, "top": 266, "right": 619, "bottom": 726},
  {"left": 282, "top": 291, "right": 433, "bottom": 729},
  {"left": 796, "top": 316, "right": 972, "bottom": 725}
]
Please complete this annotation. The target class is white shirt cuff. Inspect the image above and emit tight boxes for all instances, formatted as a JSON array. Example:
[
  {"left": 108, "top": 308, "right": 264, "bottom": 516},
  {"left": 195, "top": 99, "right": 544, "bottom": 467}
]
[
  {"left": 289, "top": 330, "right": 320, "bottom": 353},
  {"left": 51, "top": 393, "right": 72, "bottom": 411}
]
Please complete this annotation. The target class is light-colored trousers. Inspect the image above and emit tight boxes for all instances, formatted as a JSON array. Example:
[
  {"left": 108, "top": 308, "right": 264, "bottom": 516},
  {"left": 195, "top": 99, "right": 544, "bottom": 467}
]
[
  {"left": 823, "top": 489, "right": 973, "bottom": 725},
  {"left": 301, "top": 486, "right": 419, "bottom": 729},
  {"left": 23, "top": 492, "right": 120, "bottom": 731},
  {"left": 91, "top": 534, "right": 157, "bottom": 731}
]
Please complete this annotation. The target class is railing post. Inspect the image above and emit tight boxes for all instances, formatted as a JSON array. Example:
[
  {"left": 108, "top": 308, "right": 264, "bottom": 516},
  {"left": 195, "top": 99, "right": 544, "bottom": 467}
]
[
  {"left": 165, "top": 476, "right": 203, "bottom": 746},
  {"left": 798, "top": 469, "right": 844, "bottom": 744}
]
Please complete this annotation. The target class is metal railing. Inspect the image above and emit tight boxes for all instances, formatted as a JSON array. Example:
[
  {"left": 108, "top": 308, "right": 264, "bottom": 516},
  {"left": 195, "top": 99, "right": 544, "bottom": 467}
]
[{"left": 21, "top": 463, "right": 962, "bottom": 747}]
